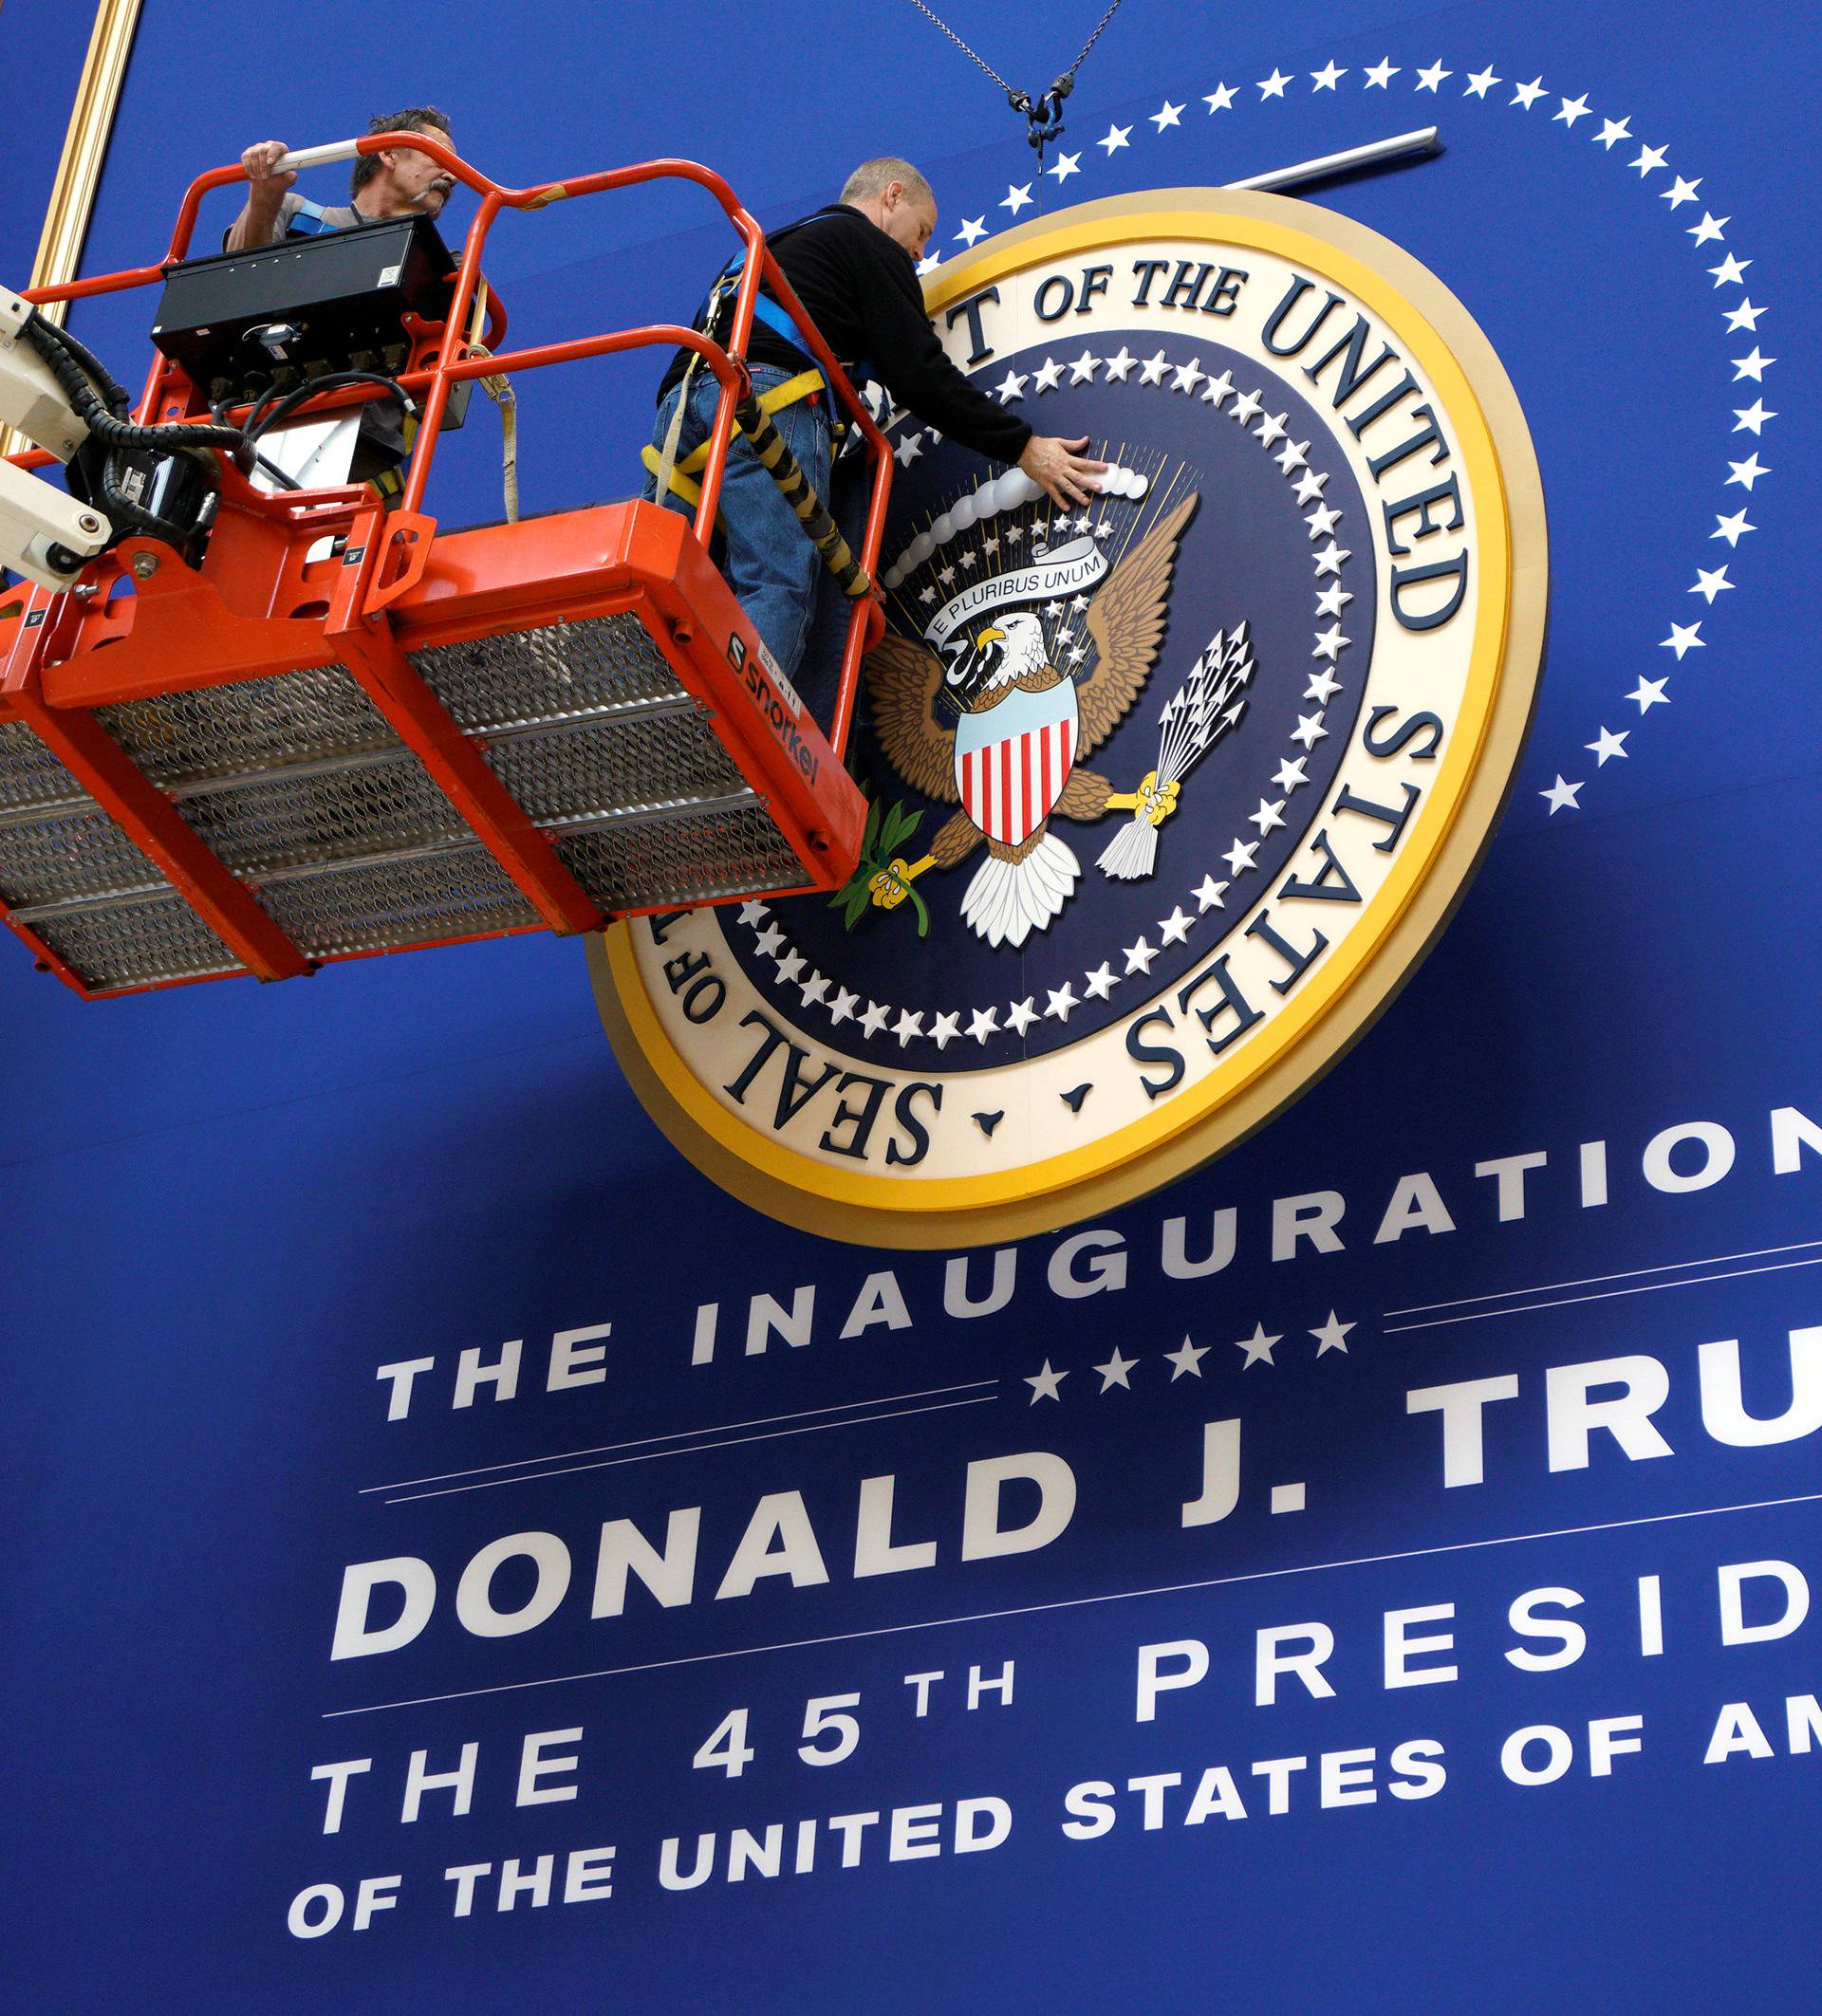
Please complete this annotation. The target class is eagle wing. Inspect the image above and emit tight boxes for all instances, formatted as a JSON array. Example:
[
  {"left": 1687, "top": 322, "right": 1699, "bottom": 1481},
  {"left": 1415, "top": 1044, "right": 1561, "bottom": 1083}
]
[
  {"left": 1076, "top": 490, "right": 1200, "bottom": 759},
  {"left": 865, "top": 630, "right": 958, "bottom": 805}
]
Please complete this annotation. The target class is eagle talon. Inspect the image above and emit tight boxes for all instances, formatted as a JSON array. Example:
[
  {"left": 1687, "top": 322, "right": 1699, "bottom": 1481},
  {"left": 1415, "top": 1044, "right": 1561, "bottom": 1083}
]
[
  {"left": 1107, "top": 770, "right": 1181, "bottom": 827},
  {"left": 869, "top": 854, "right": 933, "bottom": 910}
]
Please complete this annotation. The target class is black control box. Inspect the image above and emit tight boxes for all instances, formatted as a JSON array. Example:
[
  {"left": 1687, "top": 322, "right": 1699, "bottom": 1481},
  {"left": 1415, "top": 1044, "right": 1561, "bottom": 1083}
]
[{"left": 150, "top": 215, "right": 457, "bottom": 405}]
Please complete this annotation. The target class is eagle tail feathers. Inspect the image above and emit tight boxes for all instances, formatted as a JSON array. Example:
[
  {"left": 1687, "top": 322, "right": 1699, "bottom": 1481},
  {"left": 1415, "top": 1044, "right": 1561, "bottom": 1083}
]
[{"left": 960, "top": 835, "right": 1081, "bottom": 949}]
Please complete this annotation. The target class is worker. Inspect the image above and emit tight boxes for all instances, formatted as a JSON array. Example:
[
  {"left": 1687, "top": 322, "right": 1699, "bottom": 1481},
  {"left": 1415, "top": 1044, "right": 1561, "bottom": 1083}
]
[
  {"left": 648, "top": 156, "right": 1105, "bottom": 684},
  {"left": 221, "top": 108, "right": 456, "bottom": 493},
  {"left": 224, "top": 107, "right": 456, "bottom": 251}
]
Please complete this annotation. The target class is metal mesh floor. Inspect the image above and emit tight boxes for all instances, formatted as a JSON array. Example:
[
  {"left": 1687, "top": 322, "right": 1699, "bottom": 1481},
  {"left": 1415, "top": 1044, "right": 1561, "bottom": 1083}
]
[{"left": 2, "top": 610, "right": 806, "bottom": 990}]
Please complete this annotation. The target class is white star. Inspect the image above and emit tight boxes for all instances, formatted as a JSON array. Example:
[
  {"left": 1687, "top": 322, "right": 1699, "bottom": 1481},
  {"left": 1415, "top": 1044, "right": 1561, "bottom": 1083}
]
[
  {"left": 775, "top": 948, "right": 805, "bottom": 982},
  {"left": 1687, "top": 211, "right": 1729, "bottom": 246},
  {"left": 1292, "top": 710, "right": 1329, "bottom": 749},
  {"left": 1204, "top": 83, "right": 1236, "bottom": 113},
  {"left": 1193, "top": 874, "right": 1228, "bottom": 911},
  {"left": 1723, "top": 298, "right": 1767, "bottom": 333},
  {"left": 1158, "top": 905, "right": 1193, "bottom": 946},
  {"left": 1629, "top": 676, "right": 1670, "bottom": 712},
  {"left": 1171, "top": 357, "right": 1206, "bottom": 395},
  {"left": 1364, "top": 58, "right": 1400, "bottom": 88},
  {"left": 1463, "top": 66, "right": 1500, "bottom": 98},
  {"left": 1312, "top": 540, "right": 1349, "bottom": 579},
  {"left": 1045, "top": 982, "right": 1080, "bottom": 1022},
  {"left": 1164, "top": 1336, "right": 1209, "bottom": 1379},
  {"left": 1311, "top": 60, "right": 1347, "bottom": 90},
  {"left": 938, "top": 564, "right": 956, "bottom": 586},
  {"left": 1540, "top": 775, "right": 1583, "bottom": 814},
  {"left": 1553, "top": 93, "right": 1591, "bottom": 127},
  {"left": 1235, "top": 1322, "right": 1281, "bottom": 1368},
  {"left": 1139, "top": 349, "right": 1169, "bottom": 386},
  {"left": 1274, "top": 436, "right": 1309, "bottom": 472},
  {"left": 1311, "top": 1311, "right": 1355, "bottom": 1357},
  {"left": 958, "top": 551, "right": 978, "bottom": 571},
  {"left": 1230, "top": 386, "right": 1264, "bottom": 424},
  {"left": 1083, "top": 961, "right": 1117, "bottom": 1000},
  {"left": 1093, "top": 1346, "right": 1139, "bottom": 1392},
  {"left": 1732, "top": 346, "right": 1775, "bottom": 380},
  {"left": 1032, "top": 356, "right": 1064, "bottom": 393},
  {"left": 1223, "top": 838, "right": 1259, "bottom": 875},
  {"left": 1002, "top": 182, "right": 1033, "bottom": 215},
  {"left": 1709, "top": 253, "right": 1751, "bottom": 287},
  {"left": 955, "top": 216, "right": 987, "bottom": 246},
  {"left": 891, "top": 1007, "right": 924, "bottom": 1044},
  {"left": 1048, "top": 151, "right": 1082, "bottom": 182},
  {"left": 1068, "top": 349, "right": 1100, "bottom": 383},
  {"left": 1511, "top": 77, "right": 1546, "bottom": 109},
  {"left": 1305, "top": 668, "right": 1342, "bottom": 703},
  {"left": 1593, "top": 116, "right": 1631, "bottom": 148},
  {"left": 1586, "top": 726, "right": 1629, "bottom": 765},
  {"left": 799, "top": 971, "right": 830, "bottom": 1006},
  {"left": 1045, "top": 599, "right": 1066, "bottom": 619},
  {"left": 1293, "top": 468, "right": 1330, "bottom": 504},
  {"left": 1257, "top": 66, "right": 1291, "bottom": 98},
  {"left": 737, "top": 899, "right": 771, "bottom": 927},
  {"left": 828, "top": 986, "right": 859, "bottom": 1025},
  {"left": 1312, "top": 625, "right": 1349, "bottom": 661},
  {"left": 1248, "top": 798, "right": 1287, "bottom": 836},
  {"left": 1103, "top": 345, "right": 1137, "bottom": 381},
  {"left": 1629, "top": 143, "right": 1668, "bottom": 176},
  {"left": 753, "top": 921, "right": 786, "bottom": 957},
  {"left": 1690, "top": 564, "right": 1734, "bottom": 602},
  {"left": 918, "top": 585, "right": 937, "bottom": 604},
  {"left": 895, "top": 432, "right": 924, "bottom": 467},
  {"left": 1416, "top": 60, "right": 1451, "bottom": 92},
  {"left": 1712, "top": 508, "right": 1755, "bottom": 545},
  {"left": 927, "top": 1011, "right": 959, "bottom": 1050},
  {"left": 993, "top": 368, "right": 1029, "bottom": 403},
  {"left": 1661, "top": 175, "right": 1701, "bottom": 208},
  {"left": 1025, "top": 1359, "right": 1068, "bottom": 1403},
  {"left": 1070, "top": 590, "right": 1091, "bottom": 609},
  {"left": 1093, "top": 521, "right": 1113, "bottom": 540},
  {"left": 1004, "top": 995, "right": 1038, "bottom": 1036},
  {"left": 1305, "top": 502, "right": 1342, "bottom": 539},
  {"left": 1726, "top": 452, "right": 1769, "bottom": 490},
  {"left": 1099, "top": 122, "right": 1131, "bottom": 155},
  {"left": 858, "top": 1000, "right": 891, "bottom": 1037},
  {"left": 967, "top": 1004, "right": 999, "bottom": 1043},
  {"left": 1124, "top": 936, "right": 1158, "bottom": 975},
  {"left": 1661, "top": 620, "right": 1704, "bottom": 658},
  {"left": 1255, "top": 410, "right": 1289, "bottom": 449},
  {"left": 1315, "top": 582, "right": 1352, "bottom": 617},
  {"left": 1273, "top": 756, "right": 1310, "bottom": 792},
  {"left": 1151, "top": 99, "right": 1185, "bottom": 130},
  {"left": 1200, "top": 368, "right": 1235, "bottom": 406},
  {"left": 1004, "top": 523, "right": 1023, "bottom": 543},
  {"left": 916, "top": 252, "right": 940, "bottom": 276}
]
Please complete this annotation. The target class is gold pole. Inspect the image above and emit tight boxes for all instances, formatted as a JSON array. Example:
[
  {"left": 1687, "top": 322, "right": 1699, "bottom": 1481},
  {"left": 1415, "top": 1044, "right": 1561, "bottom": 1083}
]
[{"left": 3, "top": 0, "right": 143, "bottom": 452}]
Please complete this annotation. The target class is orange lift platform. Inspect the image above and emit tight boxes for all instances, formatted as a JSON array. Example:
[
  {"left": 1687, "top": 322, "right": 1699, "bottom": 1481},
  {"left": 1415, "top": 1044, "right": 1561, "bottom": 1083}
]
[{"left": 0, "top": 138, "right": 889, "bottom": 997}]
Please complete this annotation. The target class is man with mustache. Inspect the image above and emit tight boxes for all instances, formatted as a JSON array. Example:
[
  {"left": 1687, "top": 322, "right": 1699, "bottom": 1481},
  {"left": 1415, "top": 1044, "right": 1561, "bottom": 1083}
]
[
  {"left": 224, "top": 107, "right": 456, "bottom": 251},
  {"left": 220, "top": 109, "right": 456, "bottom": 492}
]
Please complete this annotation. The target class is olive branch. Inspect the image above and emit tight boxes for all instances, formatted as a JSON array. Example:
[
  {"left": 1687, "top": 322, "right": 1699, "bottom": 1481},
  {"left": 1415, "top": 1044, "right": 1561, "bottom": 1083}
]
[{"left": 831, "top": 796, "right": 929, "bottom": 936}]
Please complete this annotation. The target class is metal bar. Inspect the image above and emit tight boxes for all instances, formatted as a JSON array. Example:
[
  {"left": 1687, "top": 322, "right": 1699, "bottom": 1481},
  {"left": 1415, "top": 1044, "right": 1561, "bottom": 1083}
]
[{"left": 1225, "top": 126, "right": 1441, "bottom": 194}]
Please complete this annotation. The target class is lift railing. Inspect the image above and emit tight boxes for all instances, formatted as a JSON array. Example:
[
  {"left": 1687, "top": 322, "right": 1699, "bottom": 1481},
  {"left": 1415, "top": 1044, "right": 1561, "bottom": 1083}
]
[{"left": 14, "top": 137, "right": 894, "bottom": 752}]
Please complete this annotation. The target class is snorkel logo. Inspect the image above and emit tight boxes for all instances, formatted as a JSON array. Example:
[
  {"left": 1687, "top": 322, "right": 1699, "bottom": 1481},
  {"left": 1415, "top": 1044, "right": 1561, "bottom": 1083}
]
[{"left": 593, "top": 188, "right": 1548, "bottom": 1248}]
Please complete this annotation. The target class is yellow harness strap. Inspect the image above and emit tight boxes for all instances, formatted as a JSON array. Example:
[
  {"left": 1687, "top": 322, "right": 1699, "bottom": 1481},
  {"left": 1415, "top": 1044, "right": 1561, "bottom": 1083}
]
[{"left": 640, "top": 367, "right": 826, "bottom": 504}]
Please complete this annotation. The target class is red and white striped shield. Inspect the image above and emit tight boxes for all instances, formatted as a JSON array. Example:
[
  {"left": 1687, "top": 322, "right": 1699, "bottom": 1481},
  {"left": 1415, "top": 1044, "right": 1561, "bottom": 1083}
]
[{"left": 954, "top": 680, "right": 1080, "bottom": 847}]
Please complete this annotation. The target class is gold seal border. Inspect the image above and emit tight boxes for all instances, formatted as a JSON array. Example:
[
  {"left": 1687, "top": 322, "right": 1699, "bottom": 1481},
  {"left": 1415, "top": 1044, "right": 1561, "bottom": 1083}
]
[{"left": 591, "top": 186, "right": 1549, "bottom": 1248}]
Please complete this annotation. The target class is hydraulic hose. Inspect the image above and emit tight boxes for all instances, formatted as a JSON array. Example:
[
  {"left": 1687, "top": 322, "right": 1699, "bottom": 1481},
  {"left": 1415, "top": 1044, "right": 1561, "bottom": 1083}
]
[{"left": 22, "top": 309, "right": 248, "bottom": 456}]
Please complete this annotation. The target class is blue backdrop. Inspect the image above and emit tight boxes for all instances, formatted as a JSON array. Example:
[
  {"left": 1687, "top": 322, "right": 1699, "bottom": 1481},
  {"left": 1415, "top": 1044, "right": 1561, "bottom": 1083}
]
[{"left": 3, "top": 2, "right": 1819, "bottom": 2009}]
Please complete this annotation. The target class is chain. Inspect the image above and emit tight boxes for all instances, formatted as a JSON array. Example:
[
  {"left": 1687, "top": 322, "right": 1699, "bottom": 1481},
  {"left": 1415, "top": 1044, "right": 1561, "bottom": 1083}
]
[{"left": 900, "top": 0, "right": 1130, "bottom": 154}]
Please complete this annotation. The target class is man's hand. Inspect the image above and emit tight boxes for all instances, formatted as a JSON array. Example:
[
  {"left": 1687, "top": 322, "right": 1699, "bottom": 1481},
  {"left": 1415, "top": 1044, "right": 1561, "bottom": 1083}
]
[
  {"left": 225, "top": 142, "right": 296, "bottom": 253},
  {"left": 1018, "top": 434, "right": 1107, "bottom": 509}
]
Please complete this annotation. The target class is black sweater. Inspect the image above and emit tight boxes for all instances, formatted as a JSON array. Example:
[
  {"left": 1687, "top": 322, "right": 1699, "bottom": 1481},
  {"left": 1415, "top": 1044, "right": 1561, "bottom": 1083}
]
[{"left": 657, "top": 204, "right": 1032, "bottom": 466}]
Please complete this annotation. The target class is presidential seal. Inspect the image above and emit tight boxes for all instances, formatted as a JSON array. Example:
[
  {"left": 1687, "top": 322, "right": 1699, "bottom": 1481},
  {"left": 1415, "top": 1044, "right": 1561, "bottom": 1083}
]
[{"left": 592, "top": 187, "right": 1548, "bottom": 1247}]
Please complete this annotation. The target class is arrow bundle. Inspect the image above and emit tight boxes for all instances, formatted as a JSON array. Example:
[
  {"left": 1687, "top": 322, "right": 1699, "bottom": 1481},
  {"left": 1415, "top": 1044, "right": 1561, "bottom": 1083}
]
[{"left": 1097, "top": 622, "right": 1255, "bottom": 881}]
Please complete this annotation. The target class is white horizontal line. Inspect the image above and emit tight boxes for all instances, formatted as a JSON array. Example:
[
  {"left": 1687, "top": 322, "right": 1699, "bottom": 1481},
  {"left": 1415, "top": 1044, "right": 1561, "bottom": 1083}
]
[
  {"left": 381, "top": 1396, "right": 1000, "bottom": 1505},
  {"left": 1383, "top": 1235, "right": 1822, "bottom": 1318},
  {"left": 364, "top": 1379, "right": 1001, "bottom": 1494},
  {"left": 1382, "top": 1253, "right": 1822, "bottom": 1334},
  {"left": 322, "top": 1488, "right": 1822, "bottom": 1718}
]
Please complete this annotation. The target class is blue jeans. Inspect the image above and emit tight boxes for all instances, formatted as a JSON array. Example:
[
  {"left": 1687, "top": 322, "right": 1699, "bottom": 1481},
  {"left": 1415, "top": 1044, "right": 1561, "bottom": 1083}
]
[{"left": 646, "top": 363, "right": 831, "bottom": 680}]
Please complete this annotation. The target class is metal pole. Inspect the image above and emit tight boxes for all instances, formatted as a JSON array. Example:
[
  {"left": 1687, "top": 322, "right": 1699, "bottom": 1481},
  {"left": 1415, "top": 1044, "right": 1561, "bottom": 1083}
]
[{"left": 1226, "top": 126, "right": 1441, "bottom": 194}]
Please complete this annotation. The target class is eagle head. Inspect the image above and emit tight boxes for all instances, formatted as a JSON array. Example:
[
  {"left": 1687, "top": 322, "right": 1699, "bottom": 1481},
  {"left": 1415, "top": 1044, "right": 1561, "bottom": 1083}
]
[{"left": 940, "top": 609, "right": 1058, "bottom": 712}]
